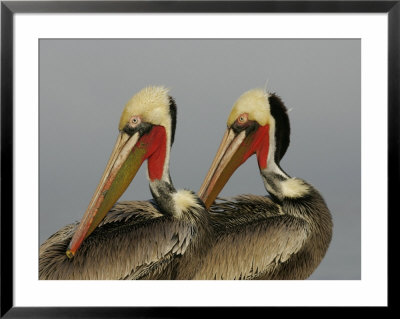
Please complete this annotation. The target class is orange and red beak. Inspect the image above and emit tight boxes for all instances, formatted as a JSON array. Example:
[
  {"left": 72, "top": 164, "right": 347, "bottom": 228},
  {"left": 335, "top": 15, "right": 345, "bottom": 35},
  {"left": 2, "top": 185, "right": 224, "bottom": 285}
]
[
  {"left": 66, "top": 131, "right": 149, "bottom": 258},
  {"left": 198, "top": 124, "right": 270, "bottom": 209}
]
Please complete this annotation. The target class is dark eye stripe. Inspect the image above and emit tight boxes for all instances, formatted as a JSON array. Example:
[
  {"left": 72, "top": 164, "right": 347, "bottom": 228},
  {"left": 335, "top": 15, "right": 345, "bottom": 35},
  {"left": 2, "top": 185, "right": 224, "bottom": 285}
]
[
  {"left": 231, "top": 120, "right": 258, "bottom": 135},
  {"left": 123, "top": 124, "right": 137, "bottom": 136},
  {"left": 123, "top": 122, "right": 152, "bottom": 137}
]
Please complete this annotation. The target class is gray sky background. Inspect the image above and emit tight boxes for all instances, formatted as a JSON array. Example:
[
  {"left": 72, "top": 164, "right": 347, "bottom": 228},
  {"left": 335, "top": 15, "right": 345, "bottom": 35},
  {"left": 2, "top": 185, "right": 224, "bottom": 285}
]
[{"left": 39, "top": 39, "right": 360, "bottom": 280}]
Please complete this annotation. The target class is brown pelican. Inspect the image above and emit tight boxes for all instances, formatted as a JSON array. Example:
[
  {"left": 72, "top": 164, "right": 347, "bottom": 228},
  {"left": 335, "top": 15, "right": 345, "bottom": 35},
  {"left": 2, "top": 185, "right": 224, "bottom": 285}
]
[
  {"left": 39, "top": 86, "right": 211, "bottom": 280},
  {"left": 193, "top": 88, "right": 333, "bottom": 280}
]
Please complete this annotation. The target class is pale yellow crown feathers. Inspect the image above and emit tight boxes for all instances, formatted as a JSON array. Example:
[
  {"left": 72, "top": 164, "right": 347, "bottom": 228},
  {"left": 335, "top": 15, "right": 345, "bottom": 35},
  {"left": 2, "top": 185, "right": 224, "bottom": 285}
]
[
  {"left": 227, "top": 88, "right": 271, "bottom": 127},
  {"left": 119, "top": 86, "right": 171, "bottom": 130}
]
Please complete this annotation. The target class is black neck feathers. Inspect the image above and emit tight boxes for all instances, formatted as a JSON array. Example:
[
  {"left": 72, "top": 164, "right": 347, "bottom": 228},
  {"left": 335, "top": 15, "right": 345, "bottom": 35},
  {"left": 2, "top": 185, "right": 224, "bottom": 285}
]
[
  {"left": 168, "top": 96, "right": 177, "bottom": 146},
  {"left": 268, "top": 93, "right": 290, "bottom": 164}
]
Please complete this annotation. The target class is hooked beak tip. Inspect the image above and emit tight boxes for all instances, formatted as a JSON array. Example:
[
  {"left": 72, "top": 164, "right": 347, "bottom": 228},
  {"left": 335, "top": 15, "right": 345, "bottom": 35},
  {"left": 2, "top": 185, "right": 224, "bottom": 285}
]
[{"left": 66, "top": 249, "right": 75, "bottom": 259}]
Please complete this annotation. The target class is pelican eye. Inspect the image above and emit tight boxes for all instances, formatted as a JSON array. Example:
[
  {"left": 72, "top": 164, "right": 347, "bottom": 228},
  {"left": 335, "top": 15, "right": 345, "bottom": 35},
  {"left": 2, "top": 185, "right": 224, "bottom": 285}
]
[
  {"left": 237, "top": 113, "right": 248, "bottom": 124},
  {"left": 129, "top": 116, "right": 141, "bottom": 127}
]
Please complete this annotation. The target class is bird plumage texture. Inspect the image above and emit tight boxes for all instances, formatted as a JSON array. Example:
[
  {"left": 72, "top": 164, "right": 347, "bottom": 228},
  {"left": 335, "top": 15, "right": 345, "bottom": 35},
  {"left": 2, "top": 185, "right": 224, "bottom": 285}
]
[
  {"left": 40, "top": 199, "right": 211, "bottom": 280},
  {"left": 193, "top": 182, "right": 332, "bottom": 280}
]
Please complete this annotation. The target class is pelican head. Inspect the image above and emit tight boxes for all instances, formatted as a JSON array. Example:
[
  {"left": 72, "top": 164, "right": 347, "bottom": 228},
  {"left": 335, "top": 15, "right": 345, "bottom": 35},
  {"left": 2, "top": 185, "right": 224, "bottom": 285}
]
[
  {"left": 198, "top": 88, "right": 290, "bottom": 208},
  {"left": 66, "top": 86, "right": 176, "bottom": 258}
]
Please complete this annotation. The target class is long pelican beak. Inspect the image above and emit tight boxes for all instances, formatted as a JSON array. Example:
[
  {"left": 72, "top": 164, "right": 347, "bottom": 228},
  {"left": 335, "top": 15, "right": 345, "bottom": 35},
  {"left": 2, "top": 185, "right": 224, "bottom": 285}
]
[
  {"left": 198, "top": 129, "right": 249, "bottom": 209},
  {"left": 66, "top": 131, "right": 147, "bottom": 258},
  {"left": 198, "top": 124, "right": 270, "bottom": 209}
]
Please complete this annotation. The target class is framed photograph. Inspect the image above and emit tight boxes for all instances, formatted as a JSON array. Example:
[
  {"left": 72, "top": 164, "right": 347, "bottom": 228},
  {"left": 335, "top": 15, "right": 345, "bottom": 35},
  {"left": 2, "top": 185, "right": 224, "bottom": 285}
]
[{"left": 1, "top": 0, "right": 396, "bottom": 316}]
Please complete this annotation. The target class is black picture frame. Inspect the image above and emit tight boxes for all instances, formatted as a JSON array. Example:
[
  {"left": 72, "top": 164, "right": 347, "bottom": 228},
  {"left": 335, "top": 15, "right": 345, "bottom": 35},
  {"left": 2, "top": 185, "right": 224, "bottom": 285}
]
[{"left": 1, "top": 1, "right": 396, "bottom": 317}]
